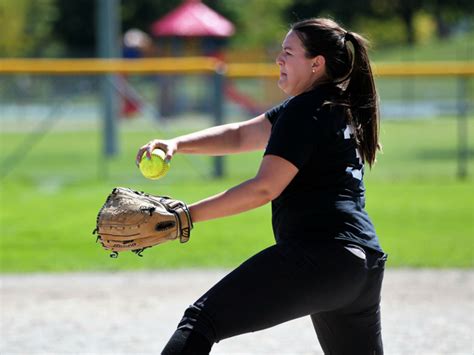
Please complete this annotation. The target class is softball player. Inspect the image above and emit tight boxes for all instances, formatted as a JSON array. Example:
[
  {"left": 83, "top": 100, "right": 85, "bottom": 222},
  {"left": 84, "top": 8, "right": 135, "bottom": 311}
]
[{"left": 139, "top": 17, "right": 387, "bottom": 355}]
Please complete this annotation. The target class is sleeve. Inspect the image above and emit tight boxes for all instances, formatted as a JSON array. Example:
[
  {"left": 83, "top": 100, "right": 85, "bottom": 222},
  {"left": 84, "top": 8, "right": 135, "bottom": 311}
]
[
  {"left": 264, "top": 99, "right": 290, "bottom": 124},
  {"left": 264, "top": 100, "right": 320, "bottom": 170}
]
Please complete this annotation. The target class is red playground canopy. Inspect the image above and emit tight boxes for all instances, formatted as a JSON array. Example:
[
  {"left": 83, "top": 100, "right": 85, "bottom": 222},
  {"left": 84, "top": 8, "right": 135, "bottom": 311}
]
[{"left": 151, "top": 0, "right": 235, "bottom": 37}]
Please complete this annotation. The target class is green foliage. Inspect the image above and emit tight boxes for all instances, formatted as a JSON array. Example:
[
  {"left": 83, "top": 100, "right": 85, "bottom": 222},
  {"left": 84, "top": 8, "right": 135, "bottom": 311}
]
[
  {"left": 414, "top": 11, "right": 437, "bottom": 43},
  {"left": 0, "top": 118, "right": 473, "bottom": 272},
  {"left": 353, "top": 16, "right": 407, "bottom": 47},
  {"left": 2, "top": 0, "right": 473, "bottom": 57},
  {"left": 121, "top": 0, "right": 183, "bottom": 32},
  {"left": 51, "top": 0, "right": 95, "bottom": 57},
  {"left": 221, "top": 0, "right": 294, "bottom": 49},
  {"left": 0, "top": 0, "right": 58, "bottom": 57},
  {"left": 354, "top": 11, "right": 439, "bottom": 48}
]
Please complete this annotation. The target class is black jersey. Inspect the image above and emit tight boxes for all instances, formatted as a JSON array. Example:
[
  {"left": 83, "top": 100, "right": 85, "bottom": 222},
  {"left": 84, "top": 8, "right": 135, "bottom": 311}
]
[{"left": 264, "top": 84, "right": 382, "bottom": 252}]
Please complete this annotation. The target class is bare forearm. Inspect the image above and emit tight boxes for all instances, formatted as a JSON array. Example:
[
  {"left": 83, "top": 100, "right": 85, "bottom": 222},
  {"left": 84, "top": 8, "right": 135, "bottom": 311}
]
[
  {"left": 175, "top": 123, "right": 242, "bottom": 155},
  {"left": 189, "top": 155, "right": 298, "bottom": 224},
  {"left": 189, "top": 178, "right": 274, "bottom": 223},
  {"left": 175, "top": 114, "right": 269, "bottom": 155},
  {"left": 136, "top": 115, "right": 269, "bottom": 164}
]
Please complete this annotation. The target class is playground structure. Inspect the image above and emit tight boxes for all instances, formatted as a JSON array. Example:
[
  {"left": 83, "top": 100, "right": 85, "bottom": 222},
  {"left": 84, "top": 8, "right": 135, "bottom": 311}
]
[
  {"left": 0, "top": 57, "right": 472, "bottom": 181},
  {"left": 2, "top": 0, "right": 470, "bottom": 182},
  {"left": 137, "top": 0, "right": 263, "bottom": 117}
]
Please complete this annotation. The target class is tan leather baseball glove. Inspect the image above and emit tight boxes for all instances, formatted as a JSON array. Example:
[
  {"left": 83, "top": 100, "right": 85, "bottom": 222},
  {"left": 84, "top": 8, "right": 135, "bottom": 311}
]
[{"left": 93, "top": 187, "right": 193, "bottom": 257}]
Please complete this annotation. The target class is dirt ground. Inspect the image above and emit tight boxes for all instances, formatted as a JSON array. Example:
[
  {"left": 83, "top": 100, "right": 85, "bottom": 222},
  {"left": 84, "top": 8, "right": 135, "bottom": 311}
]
[{"left": 1, "top": 269, "right": 472, "bottom": 354}]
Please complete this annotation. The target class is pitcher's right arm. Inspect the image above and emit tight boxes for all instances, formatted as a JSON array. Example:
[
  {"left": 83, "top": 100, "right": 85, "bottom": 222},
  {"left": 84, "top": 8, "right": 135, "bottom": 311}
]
[{"left": 136, "top": 114, "right": 271, "bottom": 164}]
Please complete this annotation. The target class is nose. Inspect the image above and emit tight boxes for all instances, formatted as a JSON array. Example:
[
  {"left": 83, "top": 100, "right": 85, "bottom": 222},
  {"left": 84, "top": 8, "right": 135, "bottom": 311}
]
[{"left": 276, "top": 52, "right": 284, "bottom": 66}]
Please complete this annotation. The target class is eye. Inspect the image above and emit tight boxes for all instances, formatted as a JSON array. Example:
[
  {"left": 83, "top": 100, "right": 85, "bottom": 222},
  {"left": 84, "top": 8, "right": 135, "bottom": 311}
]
[{"left": 285, "top": 51, "right": 292, "bottom": 56}]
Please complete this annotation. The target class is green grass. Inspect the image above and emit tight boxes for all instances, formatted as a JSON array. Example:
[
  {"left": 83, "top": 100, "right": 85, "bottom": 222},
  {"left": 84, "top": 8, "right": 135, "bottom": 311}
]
[
  {"left": 366, "top": 180, "right": 473, "bottom": 267},
  {"left": 0, "top": 180, "right": 275, "bottom": 272},
  {"left": 0, "top": 117, "right": 473, "bottom": 272},
  {"left": 371, "top": 31, "right": 474, "bottom": 102},
  {"left": 371, "top": 31, "right": 474, "bottom": 62}
]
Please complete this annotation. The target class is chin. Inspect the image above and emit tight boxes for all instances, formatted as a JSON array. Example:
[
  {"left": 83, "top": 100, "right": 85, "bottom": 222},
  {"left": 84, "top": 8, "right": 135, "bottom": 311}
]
[{"left": 277, "top": 80, "right": 290, "bottom": 95}]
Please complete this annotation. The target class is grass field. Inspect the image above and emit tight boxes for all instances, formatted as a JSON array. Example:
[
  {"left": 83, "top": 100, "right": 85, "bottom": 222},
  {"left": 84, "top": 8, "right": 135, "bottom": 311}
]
[
  {"left": 0, "top": 117, "right": 473, "bottom": 272},
  {"left": 371, "top": 31, "right": 474, "bottom": 62}
]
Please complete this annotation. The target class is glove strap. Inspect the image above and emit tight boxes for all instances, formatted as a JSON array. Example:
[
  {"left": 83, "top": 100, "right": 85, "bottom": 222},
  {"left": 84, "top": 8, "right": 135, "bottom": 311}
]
[{"left": 167, "top": 200, "right": 193, "bottom": 243}]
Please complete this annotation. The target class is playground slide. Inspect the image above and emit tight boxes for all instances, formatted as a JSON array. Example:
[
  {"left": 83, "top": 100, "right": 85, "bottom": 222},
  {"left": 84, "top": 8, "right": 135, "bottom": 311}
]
[
  {"left": 224, "top": 82, "right": 262, "bottom": 116},
  {"left": 120, "top": 78, "right": 263, "bottom": 118}
]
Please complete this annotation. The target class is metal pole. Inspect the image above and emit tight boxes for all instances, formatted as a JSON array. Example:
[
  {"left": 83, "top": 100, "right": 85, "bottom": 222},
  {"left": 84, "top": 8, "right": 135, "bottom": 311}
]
[
  {"left": 213, "top": 68, "right": 225, "bottom": 178},
  {"left": 457, "top": 76, "right": 469, "bottom": 179},
  {"left": 97, "top": 0, "right": 120, "bottom": 158}
]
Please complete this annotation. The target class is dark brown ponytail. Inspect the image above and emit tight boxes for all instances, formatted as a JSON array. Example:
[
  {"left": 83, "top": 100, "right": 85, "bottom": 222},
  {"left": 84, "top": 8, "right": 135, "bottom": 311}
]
[
  {"left": 343, "top": 31, "right": 380, "bottom": 167},
  {"left": 291, "top": 19, "right": 381, "bottom": 167}
]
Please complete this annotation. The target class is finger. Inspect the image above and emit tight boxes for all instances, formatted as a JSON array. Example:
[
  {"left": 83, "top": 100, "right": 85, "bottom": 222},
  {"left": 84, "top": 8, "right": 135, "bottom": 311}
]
[
  {"left": 135, "top": 146, "right": 148, "bottom": 166},
  {"left": 135, "top": 149, "right": 144, "bottom": 166},
  {"left": 146, "top": 142, "right": 156, "bottom": 160},
  {"left": 164, "top": 148, "right": 174, "bottom": 163}
]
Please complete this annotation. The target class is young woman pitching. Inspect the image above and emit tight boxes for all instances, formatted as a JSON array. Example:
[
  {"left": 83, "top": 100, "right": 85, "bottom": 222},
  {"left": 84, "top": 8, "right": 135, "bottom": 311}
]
[{"left": 137, "top": 17, "right": 387, "bottom": 355}]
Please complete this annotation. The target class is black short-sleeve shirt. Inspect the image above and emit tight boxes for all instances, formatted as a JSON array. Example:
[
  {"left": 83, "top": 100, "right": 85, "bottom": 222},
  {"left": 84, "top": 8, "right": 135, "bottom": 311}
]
[{"left": 265, "top": 85, "right": 382, "bottom": 252}]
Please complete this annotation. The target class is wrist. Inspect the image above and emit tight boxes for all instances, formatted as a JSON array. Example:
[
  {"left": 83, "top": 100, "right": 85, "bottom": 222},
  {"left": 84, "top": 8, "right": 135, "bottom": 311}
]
[
  {"left": 173, "top": 138, "right": 183, "bottom": 153},
  {"left": 188, "top": 204, "right": 200, "bottom": 223}
]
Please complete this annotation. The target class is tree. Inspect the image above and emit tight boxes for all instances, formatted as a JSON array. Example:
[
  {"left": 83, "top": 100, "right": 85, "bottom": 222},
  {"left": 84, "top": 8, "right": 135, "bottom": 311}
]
[
  {"left": 121, "top": 0, "right": 183, "bottom": 33},
  {"left": 426, "top": 0, "right": 474, "bottom": 38},
  {"left": 51, "top": 0, "right": 96, "bottom": 57},
  {"left": 51, "top": 0, "right": 236, "bottom": 57},
  {"left": 285, "top": 0, "right": 371, "bottom": 26},
  {"left": 0, "top": 0, "right": 57, "bottom": 57},
  {"left": 287, "top": 0, "right": 473, "bottom": 45},
  {"left": 397, "top": 0, "right": 422, "bottom": 45},
  {"left": 218, "top": 0, "right": 293, "bottom": 49}
]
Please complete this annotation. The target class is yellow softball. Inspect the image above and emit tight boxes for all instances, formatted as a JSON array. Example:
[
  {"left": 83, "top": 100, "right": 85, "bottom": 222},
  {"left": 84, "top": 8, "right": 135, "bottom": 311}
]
[{"left": 139, "top": 149, "right": 170, "bottom": 180}]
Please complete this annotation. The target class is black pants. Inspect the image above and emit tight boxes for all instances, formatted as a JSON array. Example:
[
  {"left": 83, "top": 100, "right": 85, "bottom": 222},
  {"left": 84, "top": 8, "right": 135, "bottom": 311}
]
[{"left": 163, "top": 239, "right": 387, "bottom": 354}]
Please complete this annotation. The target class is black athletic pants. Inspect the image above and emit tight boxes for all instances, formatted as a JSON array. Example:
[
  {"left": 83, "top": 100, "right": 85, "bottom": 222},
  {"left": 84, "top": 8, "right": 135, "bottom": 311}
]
[{"left": 162, "top": 239, "right": 387, "bottom": 354}]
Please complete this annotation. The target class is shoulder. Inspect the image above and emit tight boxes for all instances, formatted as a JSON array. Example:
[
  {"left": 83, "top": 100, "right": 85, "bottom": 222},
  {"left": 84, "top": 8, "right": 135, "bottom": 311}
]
[
  {"left": 277, "top": 91, "right": 323, "bottom": 124},
  {"left": 266, "top": 85, "right": 346, "bottom": 124},
  {"left": 265, "top": 95, "right": 318, "bottom": 125},
  {"left": 287, "top": 84, "right": 345, "bottom": 115},
  {"left": 265, "top": 98, "right": 291, "bottom": 124},
  {"left": 286, "top": 90, "right": 320, "bottom": 112}
]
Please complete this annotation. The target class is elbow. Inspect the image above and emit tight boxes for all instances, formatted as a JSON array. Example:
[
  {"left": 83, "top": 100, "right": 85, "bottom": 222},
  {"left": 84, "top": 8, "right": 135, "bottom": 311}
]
[
  {"left": 252, "top": 178, "right": 282, "bottom": 204},
  {"left": 265, "top": 187, "right": 282, "bottom": 202}
]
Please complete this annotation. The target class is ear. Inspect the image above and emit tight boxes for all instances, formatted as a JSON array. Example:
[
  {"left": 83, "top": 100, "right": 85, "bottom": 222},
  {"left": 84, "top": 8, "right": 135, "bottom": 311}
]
[
  {"left": 312, "top": 55, "right": 325, "bottom": 68},
  {"left": 311, "top": 55, "right": 325, "bottom": 74}
]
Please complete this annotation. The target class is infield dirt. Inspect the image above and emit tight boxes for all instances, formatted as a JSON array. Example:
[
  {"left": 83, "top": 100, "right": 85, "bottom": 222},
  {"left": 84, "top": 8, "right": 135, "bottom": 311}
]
[{"left": 1, "top": 269, "right": 472, "bottom": 354}]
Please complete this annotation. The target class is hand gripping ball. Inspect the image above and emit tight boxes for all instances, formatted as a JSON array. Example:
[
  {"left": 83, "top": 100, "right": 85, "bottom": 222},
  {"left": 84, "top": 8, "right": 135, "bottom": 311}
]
[{"left": 139, "top": 149, "right": 170, "bottom": 180}]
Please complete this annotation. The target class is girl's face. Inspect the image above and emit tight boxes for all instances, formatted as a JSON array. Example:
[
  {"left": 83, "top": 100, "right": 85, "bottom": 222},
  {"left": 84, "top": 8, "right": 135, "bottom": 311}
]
[{"left": 276, "top": 30, "right": 324, "bottom": 96}]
